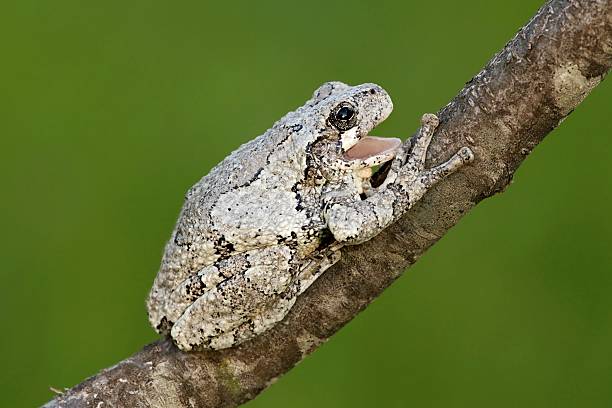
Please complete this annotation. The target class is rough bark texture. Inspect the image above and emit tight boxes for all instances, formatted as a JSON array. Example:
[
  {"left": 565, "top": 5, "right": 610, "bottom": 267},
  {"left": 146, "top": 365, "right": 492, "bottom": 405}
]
[{"left": 44, "top": 0, "right": 612, "bottom": 406}]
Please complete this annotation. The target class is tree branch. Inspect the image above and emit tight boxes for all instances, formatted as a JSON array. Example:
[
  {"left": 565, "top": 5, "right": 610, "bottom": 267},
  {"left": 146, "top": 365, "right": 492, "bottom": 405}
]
[{"left": 44, "top": 1, "right": 612, "bottom": 407}]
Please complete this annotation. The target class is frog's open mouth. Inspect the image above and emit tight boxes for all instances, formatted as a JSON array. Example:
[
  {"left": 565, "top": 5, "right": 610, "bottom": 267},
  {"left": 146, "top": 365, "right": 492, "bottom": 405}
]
[{"left": 343, "top": 136, "right": 402, "bottom": 167}]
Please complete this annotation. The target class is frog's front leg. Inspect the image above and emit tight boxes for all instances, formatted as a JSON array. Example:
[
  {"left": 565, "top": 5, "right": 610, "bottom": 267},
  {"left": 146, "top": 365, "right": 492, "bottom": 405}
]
[{"left": 325, "top": 113, "right": 474, "bottom": 245}]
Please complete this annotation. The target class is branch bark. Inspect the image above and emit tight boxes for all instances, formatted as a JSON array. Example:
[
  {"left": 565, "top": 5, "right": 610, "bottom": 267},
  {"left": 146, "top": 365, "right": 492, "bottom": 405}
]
[{"left": 44, "top": 1, "right": 612, "bottom": 406}]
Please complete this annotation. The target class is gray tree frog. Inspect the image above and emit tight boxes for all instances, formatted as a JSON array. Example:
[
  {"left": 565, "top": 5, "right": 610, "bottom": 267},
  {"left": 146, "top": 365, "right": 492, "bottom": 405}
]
[{"left": 147, "top": 82, "right": 474, "bottom": 351}]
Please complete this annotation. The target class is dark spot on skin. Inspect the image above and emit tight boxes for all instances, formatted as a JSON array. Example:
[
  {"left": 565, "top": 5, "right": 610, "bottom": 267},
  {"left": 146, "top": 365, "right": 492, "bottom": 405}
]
[
  {"left": 292, "top": 183, "right": 305, "bottom": 211},
  {"left": 291, "top": 124, "right": 303, "bottom": 132},
  {"left": 173, "top": 227, "right": 190, "bottom": 247},
  {"left": 370, "top": 88, "right": 376, "bottom": 94},
  {"left": 156, "top": 317, "right": 174, "bottom": 333},
  {"left": 316, "top": 231, "right": 335, "bottom": 251},
  {"left": 214, "top": 235, "right": 236, "bottom": 257}
]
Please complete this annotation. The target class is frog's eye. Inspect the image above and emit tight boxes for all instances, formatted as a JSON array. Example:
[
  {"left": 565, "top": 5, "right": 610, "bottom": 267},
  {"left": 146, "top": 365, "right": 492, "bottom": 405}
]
[{"left": 329, "top": 102, "right": 358, "bottom": 131}]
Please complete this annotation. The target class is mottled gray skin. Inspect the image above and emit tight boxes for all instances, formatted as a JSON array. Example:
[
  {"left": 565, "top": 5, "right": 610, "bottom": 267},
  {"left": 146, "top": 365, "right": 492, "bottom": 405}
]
[{"left": 147, "top": 82, "right": 474, "bottom": 351}]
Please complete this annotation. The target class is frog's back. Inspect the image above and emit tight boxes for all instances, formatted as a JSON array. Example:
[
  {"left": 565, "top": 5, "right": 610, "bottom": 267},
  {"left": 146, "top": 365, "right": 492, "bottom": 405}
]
[
  {"left": 190, "top": 128, "right": 289, "bottom": 203},
  {"left": 179, "top": 116, "right": 303, "bottom": 235},
  {"left": 147, "top": 112, "right": 311, "bottom": 330}
]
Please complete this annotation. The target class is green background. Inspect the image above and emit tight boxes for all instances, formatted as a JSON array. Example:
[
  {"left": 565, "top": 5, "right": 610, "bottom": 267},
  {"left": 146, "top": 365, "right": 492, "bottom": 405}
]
[{"left": 1, "top": 0, "right": 611, "bottom": 406}]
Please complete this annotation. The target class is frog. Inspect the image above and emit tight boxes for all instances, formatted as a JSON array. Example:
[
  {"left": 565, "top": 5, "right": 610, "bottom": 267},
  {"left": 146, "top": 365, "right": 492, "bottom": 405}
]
[{"left": 147, "top": 81, "right": 474, "bottom": 351}]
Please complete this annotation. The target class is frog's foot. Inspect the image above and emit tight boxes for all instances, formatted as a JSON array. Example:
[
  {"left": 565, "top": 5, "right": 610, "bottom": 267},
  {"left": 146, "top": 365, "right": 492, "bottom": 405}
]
[
  {"left": 374, "top": 114, "right": 442, "bottom": 191},
  {"left": 419, "top": 146, "right": 474, "bottom": 189},
  {"left": 406, "top": 113, "right": 440, "bottom": 170},
  {"left": 399, "top": 113, "right": 474, "bottom": 203},
  {"left": 295, "top": 244, "right": 342, "bottom": 295}
]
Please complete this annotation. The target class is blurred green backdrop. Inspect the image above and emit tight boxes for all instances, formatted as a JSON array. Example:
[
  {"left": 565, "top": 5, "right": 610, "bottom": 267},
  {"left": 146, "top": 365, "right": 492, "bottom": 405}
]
[{"left": 1, "top": 0, "right": 611, "bottom": 407}]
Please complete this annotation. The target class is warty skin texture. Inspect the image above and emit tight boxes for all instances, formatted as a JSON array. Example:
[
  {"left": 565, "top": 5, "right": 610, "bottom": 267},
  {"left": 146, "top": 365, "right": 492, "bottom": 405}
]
[
  {"left": 147, "top": 82, "right": 473, "bottom": 351},
  {"left": 43, "top": 2, "right": 612, "bottom": 406}
]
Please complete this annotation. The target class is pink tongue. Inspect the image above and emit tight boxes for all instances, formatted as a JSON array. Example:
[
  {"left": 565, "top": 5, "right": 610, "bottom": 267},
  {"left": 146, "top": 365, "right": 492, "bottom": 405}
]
[{"left": 344, "top": 136, "right": 402, "bottom": 160}]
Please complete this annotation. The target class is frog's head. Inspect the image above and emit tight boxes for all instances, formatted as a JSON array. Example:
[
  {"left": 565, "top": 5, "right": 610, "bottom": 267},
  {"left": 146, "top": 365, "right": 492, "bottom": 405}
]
[{"left": 308, "top": 82, "right": 400, "bottom": 175}]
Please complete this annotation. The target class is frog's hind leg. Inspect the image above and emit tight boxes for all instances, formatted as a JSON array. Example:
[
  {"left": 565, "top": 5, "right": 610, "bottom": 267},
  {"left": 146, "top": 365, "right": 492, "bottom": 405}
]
[
  {"left": 162, "top": 263, "right": 233, "bottom": 327},
  {"left": 209, "top": 246, "right": 342, "bottom": 349},
  {"left": 170, "top": 246, "right": 295, "bottom": 351}
]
